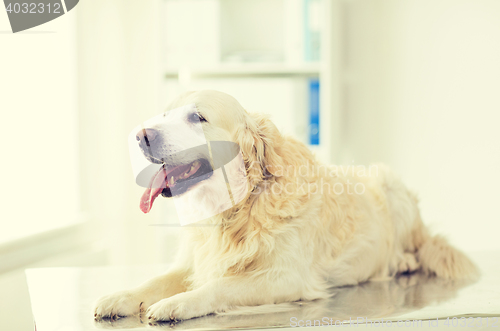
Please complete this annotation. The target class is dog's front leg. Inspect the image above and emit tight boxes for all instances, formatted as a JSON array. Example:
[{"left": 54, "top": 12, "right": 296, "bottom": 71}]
[
  {"left": 146, "top": 276, "right": 291, "bottom": 322},
  {"left": 93, "top": 268, "right": 190, "bottom": 320}
]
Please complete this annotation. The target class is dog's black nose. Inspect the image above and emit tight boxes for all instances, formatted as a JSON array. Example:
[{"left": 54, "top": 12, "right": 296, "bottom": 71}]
[{"left": 136, "top": 128, "right": 158, "bottom": 146}]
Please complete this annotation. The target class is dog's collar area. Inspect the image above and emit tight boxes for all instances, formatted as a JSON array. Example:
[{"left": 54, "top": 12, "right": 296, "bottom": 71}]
[
  {"left": 263, "top": 167, "right": 274, "bottom": 179},
  {"left": 249, "top": 172, "right": 275, "bottom": 194}
]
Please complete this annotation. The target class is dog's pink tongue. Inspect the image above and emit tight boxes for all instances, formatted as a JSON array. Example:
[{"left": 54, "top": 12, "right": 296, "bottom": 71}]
[{"left": 140, "top": 167, "right": 168, "bottom": 213}]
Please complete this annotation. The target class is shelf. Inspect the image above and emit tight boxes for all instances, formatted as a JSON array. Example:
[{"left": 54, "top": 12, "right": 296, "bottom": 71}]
[{"left": 164, "top": 63, "right": 321, "bottom": 79}]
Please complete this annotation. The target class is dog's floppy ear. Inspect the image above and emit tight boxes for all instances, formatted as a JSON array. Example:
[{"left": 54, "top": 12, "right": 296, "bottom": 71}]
[{"left": 234, "top": 112, "right": 284, "bottom": 186}]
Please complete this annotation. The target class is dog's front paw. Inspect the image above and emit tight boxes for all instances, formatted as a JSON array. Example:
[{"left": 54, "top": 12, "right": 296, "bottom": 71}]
[
  {"left": 145, "top": 292, "right": 209, "bottom": 323},
  {"left": 93, "top": 290, "right": 144, "bottom": 321}
]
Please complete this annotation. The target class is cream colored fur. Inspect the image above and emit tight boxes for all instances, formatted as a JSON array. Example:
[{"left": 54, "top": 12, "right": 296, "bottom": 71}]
[{"left": 94, "top": 90, "right": 478, "bottom": 322}]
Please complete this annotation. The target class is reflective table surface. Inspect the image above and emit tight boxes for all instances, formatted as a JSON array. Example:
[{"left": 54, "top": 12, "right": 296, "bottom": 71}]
[{"left": 26, "top": 251, "right": 500, "bottom": 331}]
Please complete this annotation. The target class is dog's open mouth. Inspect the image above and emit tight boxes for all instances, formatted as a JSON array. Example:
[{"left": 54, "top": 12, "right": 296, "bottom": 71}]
[{"left": 140, "top": 159, "right": 213, "bottom": 213}]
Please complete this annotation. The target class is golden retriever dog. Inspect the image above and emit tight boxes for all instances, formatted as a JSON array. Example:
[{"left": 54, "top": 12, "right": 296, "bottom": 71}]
[{"left": 93, "top": 90, "right": 478, "bottom": 322}]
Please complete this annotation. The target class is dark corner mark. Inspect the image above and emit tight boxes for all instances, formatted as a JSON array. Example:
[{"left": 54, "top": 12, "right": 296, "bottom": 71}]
[{"left": 3, "top": 0, "right": 80, "bottom": 33}]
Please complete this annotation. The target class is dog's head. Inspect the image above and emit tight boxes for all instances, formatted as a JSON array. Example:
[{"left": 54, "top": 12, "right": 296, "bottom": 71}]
[{"left": 135, "top": 90, "right": 285, "bottom": 214}]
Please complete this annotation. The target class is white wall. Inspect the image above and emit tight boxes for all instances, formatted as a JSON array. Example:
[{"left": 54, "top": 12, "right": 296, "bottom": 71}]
[
  {"left": 76, "top": 0, "right": 177, "bottom": 266},
  {"left": 0, "top": 0, "right": 79, "bottom": 242},
  {"left": 342, "top": 0, "right": 500, "bottom": 251}
]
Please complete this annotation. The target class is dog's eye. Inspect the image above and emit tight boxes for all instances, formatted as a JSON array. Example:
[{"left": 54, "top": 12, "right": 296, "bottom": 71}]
[{"left": 189, "top": 112, "right": 207, "bottom": 123}]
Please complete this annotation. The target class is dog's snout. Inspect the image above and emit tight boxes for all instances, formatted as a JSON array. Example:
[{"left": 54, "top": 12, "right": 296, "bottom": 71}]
[
  {"left": 136, "top": 128, "right": 159, "bottom": 146},
  {"left": 136, "top": 128, "right": 165, "bottom": 163}
]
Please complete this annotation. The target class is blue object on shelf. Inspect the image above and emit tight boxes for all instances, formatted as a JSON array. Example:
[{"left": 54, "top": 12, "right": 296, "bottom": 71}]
[{"left": 308, "top": 78, "right": 320, "bottom": 145}]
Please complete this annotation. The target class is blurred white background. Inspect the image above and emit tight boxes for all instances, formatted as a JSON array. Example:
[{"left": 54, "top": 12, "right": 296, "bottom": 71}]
[{"left": 1, "top": 0, "right": 500, "bottom": 330}]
